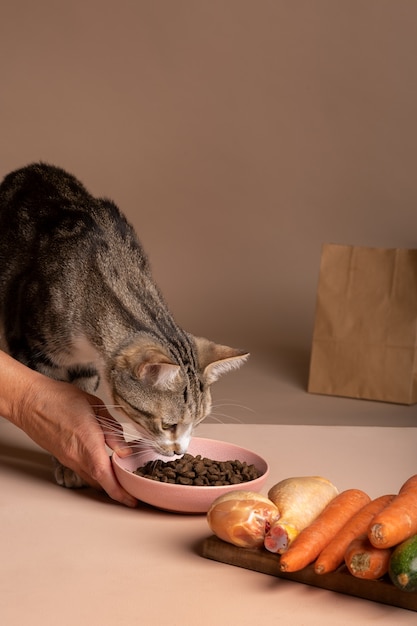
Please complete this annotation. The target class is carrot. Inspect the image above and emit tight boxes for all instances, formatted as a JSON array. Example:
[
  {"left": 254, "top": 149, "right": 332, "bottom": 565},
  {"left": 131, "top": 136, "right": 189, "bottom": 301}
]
[
  {"left": 279, "top": 489, "right": 371, "bottom": 573},
  {"left": 369, "top": 475, "right": 417, "bottom": 549},
  {"left": 344, "top": 534, "right": 392, "bottom": 579},
  {"left": 314, "top": 494, "right": 395, "bottom": 574}
]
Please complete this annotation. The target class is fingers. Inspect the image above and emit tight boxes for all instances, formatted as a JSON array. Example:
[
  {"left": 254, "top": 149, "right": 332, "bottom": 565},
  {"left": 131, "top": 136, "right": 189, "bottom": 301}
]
[
  {"left": 81, "top": 451, "right": 138, "bottom": 509},
  {"left": 69, "top": 398, "right": 138, "bottom": 507},
  {"left": 97, "top": 470, "right": 138, "bottom": 509},
  {"left": 83, "top": 474, "right": 138, "bottom": 509}
]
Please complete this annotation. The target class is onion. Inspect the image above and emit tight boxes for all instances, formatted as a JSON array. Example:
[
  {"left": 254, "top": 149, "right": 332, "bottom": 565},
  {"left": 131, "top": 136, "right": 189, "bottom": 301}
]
[{"left": 207, "top": 490, "right": 280, "bottom": 548}]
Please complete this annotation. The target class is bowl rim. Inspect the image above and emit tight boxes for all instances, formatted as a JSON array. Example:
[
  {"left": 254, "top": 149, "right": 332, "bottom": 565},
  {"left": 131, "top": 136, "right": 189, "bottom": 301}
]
[{"left": 111, "top": 436, "right": 269, "bottom": 491}]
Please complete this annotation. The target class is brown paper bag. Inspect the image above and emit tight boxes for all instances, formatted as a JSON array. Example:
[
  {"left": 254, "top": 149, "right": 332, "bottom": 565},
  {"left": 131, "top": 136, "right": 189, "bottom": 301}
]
[{"left": 308, "top": 243, "right": 417, "bottom": 404}]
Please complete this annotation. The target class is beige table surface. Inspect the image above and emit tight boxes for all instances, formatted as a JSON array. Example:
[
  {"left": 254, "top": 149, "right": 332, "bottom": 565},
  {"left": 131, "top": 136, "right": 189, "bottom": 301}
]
[{"left": 1, "top": 417, "right": 417, "bottom": 626}]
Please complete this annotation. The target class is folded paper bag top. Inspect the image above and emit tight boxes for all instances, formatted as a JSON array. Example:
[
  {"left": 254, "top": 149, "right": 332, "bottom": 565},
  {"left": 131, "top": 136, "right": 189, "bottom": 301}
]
[{"left": 308, "top": 243, "right": 417, "bottom": 405}]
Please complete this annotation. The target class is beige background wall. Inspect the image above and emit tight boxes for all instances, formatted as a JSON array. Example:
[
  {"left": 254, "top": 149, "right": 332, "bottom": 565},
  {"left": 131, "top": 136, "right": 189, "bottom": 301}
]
[{"left": 1, "top": 1, "right": 417, "bottom": 425}]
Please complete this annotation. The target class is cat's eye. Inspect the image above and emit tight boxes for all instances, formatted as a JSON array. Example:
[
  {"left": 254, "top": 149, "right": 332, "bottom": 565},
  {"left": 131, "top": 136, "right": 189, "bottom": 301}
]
[
  {"left": 162, "top": 423, "right": 176, "bottom": 432},
  {"left": 199, "top": 380, "right": 204, "bottom": 392},
  {"left": 183, "top": 387, "right": 188, "bottom": 403}
]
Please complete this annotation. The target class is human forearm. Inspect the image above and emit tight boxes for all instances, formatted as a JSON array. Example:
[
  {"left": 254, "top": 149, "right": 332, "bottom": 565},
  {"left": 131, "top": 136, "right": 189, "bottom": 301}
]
[{"left": 0, "top": 349, "right": 42, "bottom": 426}]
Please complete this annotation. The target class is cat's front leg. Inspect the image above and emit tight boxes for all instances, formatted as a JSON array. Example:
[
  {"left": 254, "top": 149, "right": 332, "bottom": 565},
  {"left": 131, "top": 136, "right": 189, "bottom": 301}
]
[{"left": 52, "top": 457, "right": 86, "bottom": 489}]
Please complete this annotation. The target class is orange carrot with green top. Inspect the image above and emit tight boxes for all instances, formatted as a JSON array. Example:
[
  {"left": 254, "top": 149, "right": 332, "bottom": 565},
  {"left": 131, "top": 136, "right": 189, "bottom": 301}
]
[
  {"left": 314, "top": 494, "right": 395, "bottom": 575},
  {"left": 279, "top": 489, "right": 371, "bottom": 573},
  {"left": 369, "top": 475, "right": 417, "bottom": 549},
  {"left": 345, "top": 534, "right": 392, "bottom": 579}
]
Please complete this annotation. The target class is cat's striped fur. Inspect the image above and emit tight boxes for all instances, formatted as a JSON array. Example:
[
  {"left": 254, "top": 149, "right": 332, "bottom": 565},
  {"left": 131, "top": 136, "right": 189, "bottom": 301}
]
[{"left": 0, "top": 163, "right": 248, "bottom": 487}]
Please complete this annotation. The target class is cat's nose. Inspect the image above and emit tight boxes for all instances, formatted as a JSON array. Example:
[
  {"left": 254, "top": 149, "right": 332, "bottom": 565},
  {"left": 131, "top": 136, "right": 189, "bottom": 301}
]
[
  {"left": 174, "top": 434, "right": 192, "bottom": 456},
  {"left": 173, "top": 442, "right": 187, "bottom": 455}
]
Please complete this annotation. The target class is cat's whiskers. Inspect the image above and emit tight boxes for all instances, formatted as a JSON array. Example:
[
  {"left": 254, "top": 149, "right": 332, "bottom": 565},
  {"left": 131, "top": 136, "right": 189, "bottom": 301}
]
[
  {"left": 94, "top": 413, "right": 144, "bottom": 446},
  {"left": 93, "top": 410, "right": 159, "bottom": 460},
  {"left": 211, "top": 400, "right": 255, "bottom": 414},
  {"left": 208, "top": 399, "right": 254, "bottom": 425},
  {"left": 207, "top": 412, "right": 244, "bottom": 425}
]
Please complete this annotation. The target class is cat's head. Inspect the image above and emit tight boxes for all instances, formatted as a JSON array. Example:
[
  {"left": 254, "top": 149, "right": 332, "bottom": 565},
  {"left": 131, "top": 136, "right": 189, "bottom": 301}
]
[{"left": 108, "top": 333, "right": 248, "bottom": 455}]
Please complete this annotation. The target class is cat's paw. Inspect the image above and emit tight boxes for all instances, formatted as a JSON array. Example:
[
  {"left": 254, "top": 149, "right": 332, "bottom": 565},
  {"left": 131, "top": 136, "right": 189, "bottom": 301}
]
[{"left": 53, "top": 458, "right": 86, "bottom": 489}]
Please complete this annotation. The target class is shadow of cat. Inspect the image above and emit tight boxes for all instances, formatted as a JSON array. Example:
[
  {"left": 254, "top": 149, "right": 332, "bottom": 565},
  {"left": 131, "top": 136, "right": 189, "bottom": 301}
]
[
  {"left": 0, "top": 442, "right": 54, "bottom": 483},
  {"left": 0, "top": 441, "right": 180, "bottom": 512}
]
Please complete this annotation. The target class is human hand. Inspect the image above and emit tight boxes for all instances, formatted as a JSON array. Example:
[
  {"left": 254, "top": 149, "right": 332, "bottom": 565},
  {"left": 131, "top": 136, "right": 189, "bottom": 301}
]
[{"left": 15, "top": 375, "right": 138, "bottom": 508}]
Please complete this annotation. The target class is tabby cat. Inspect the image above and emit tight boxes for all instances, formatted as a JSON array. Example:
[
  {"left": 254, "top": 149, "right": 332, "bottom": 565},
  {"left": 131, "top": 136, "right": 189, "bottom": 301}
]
[{"left": 0, "top": 163, "right": 248, "bottom": 487}]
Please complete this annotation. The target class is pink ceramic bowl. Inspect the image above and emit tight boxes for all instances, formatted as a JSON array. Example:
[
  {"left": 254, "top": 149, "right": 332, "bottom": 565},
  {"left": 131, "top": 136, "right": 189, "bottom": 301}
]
[{"left": 112, "top": 437, "right": 269, "bottom": 514}]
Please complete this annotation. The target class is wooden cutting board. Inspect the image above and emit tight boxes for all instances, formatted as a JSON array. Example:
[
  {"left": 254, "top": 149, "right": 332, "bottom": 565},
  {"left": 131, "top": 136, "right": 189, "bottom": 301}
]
[{"left": 200, "top": 535, "right": 417, "bottom": 612}]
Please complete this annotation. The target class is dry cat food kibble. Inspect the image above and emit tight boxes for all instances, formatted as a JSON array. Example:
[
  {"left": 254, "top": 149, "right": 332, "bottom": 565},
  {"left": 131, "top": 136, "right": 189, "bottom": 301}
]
[{"left": 134, "top": 453, "right": 262, "bottom": 486}]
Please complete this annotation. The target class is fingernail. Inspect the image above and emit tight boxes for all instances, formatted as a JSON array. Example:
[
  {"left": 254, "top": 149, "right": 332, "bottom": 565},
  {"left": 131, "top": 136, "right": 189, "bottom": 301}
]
[{"left": 115, "top": 446, "right": 133, "bottom": 458}]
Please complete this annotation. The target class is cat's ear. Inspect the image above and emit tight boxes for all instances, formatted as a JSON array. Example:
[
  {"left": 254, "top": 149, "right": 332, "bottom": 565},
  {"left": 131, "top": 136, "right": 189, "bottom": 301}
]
[
  {"left": 118, "top": 339, "right": 182, "bottom": 390},
  {"left": 135, "top": 359, "right": 181, "bottom": 390},
  {"left": 194, "top": 336, "right": 249, "bottom": 385}
]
